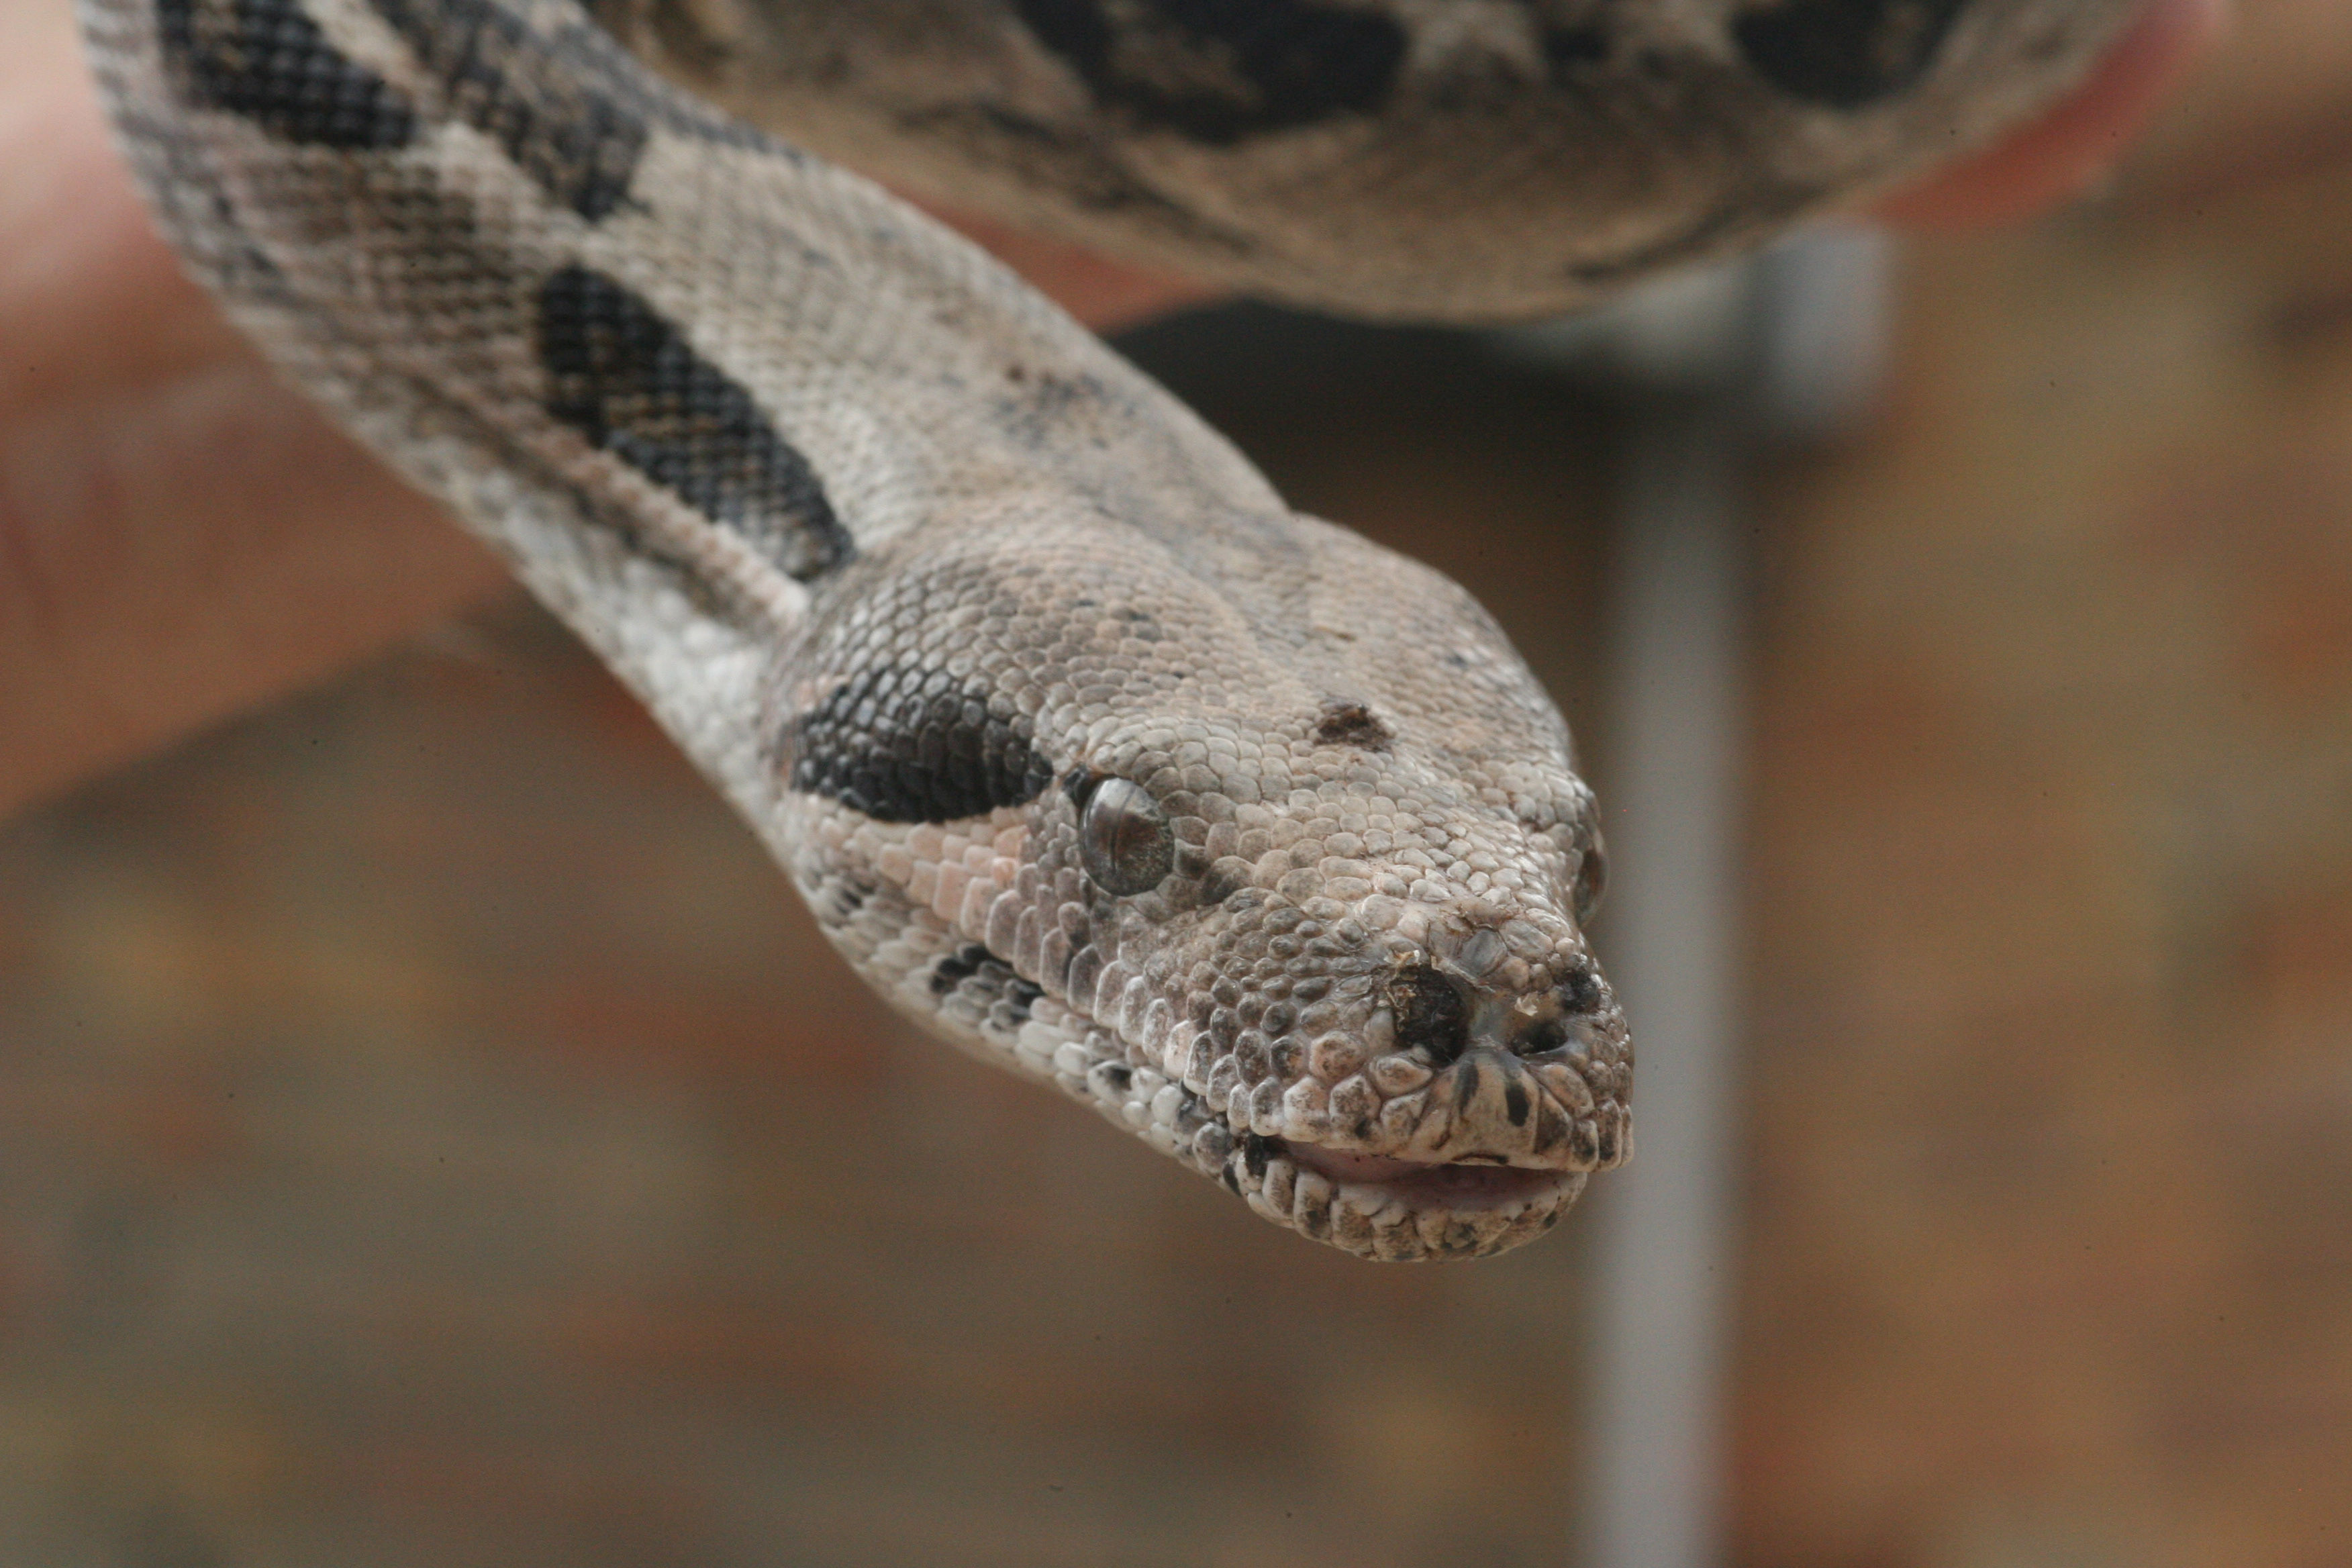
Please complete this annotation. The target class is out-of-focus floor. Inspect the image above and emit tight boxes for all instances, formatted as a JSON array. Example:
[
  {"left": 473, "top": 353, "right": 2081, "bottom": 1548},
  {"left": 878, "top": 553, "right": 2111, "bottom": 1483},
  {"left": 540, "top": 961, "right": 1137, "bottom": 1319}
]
[{"left": 5, "top": 0, "right": 2352, "bottom": 1563}]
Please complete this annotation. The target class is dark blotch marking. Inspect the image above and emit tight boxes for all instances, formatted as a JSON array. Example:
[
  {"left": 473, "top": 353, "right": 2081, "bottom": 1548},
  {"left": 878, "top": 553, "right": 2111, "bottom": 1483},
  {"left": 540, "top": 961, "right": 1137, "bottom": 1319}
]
[
  {"left": 1387, "top": 965, "right": 1469, "bottom": 1067},
  {"left": 1560, "top": 958, "right": 1608, "bottom": 1016},
  {"left": 928, "top": 943, "right": 993, "bottom": 996},
  {"left": 1454, "top": 1060, "right": 1483, "bottom": 1112},
  {"left": 1534, "top": 1097, "right": 1571, "bottom": 1155},
  {"left": 537, "top": 264, "right": 852, "bottom": 580},
  {"left": 927, "top": 943, "right": 1043, "bottom": 1022},
  {"left": 1540, "top": 23, "right": 1610, "bottom": 77},
  {"left": 824, "top": 871, "right": 879, "bottom": 923},
  {"left": 1099, "top": 1064, "right": 1132, "bottom": 1092},
  {"left": 1504, "top": 1077, "right": 1532, "bottom": 1128},
  {"left": 159, "top": 0, "right": 418, "bottom": 148},
  {"left": 1732, "top": 0, "right": 1970, "bottom": 109},
  {"left": 789, "top": 665, "right": 1055, "bottom": 824},
  {"left": 1013, "top": 0, "right": 1408, "bottom": 145},
  {"left": 1242, "top": 1133, "right": 1277, "bottom": 1179},
  {"left": 1314, "top": 697, "right": 1391, "bottom": 749},
  {"left": 369, "top": 0, "right": 650, "bottom": 217}
]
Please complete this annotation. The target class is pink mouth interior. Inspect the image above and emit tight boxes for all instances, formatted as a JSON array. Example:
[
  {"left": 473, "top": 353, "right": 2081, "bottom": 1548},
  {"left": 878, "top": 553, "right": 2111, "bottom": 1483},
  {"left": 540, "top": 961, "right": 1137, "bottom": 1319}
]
[{"left": 1281, "top": 1142, "right": 1571, "bottom": 1212}]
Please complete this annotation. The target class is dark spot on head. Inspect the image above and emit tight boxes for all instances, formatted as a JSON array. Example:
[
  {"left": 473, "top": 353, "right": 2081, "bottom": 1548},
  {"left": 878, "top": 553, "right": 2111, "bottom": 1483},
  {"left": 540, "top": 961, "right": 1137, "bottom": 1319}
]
[
  {"left": 1732, "top": 0, "right": 1969, "bottom": 109},
  {"left": 1534, "top": 1097, "right": 1571, "bottom": 1154},
  {"left": 536, "top": 264, "right": 852, "bottom": 581},
  {"left": 787, "top": 665, "right": 1054, "bottom": 822},
  {"left": 1504, "top": 1077, "right": 1532, "bottom": 1127},
  {"left": 1387, "top": 966, "right": 1469, "bottom": 1066},
  {"left": 160, "top": 0, "right": 419, "bottom": 148},
  {"left": 1454, "top": 1059, "right": 1483, "bottom": 1112},
  {"left": 1560, "top": 957, "right": 1608, "bottom": 1017},
  {"left": 1314, "top": 697, "right": 1392, "bottom": 749},
  {"left": 1012, "top": 0, "right": 1408, "bottom": 145}
]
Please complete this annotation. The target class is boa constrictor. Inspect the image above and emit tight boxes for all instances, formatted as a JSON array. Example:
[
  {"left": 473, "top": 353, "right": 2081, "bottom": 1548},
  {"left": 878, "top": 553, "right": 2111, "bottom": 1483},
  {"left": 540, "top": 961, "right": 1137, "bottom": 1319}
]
[{"left": 77, "top": 0, "right": 2132, "bottom": 1259}]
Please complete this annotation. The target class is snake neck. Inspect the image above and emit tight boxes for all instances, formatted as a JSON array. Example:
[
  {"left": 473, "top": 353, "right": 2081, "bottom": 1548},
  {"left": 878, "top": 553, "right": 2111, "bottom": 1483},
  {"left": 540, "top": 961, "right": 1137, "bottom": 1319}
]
[{"left": 80, "top": 0, "right": 1282, "bottom": 827}]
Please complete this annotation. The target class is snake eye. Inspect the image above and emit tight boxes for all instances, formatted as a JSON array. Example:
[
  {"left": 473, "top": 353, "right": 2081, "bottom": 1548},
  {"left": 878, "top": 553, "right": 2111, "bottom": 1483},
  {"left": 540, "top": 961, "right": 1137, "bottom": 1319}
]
[{"left": 1079, "top": 777, "right": 1173, "bottom": 896}]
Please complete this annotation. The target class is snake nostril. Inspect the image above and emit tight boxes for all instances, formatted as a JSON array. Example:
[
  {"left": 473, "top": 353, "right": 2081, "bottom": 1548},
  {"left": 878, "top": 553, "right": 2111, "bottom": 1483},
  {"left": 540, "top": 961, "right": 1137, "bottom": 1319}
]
[
  {"left": 1516, "top": 1015, "right": 1571, "bottom": 1055},
  {"left": 1386, "top": 965, "right": 1469, "bottom": 1067}
]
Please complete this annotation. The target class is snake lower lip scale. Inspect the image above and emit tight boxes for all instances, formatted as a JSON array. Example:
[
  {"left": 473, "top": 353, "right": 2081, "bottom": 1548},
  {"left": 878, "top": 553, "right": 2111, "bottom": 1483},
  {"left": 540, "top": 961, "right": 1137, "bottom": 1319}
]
[{"left": 80, "top": 0, "right": 2134, "bottom": 1258}]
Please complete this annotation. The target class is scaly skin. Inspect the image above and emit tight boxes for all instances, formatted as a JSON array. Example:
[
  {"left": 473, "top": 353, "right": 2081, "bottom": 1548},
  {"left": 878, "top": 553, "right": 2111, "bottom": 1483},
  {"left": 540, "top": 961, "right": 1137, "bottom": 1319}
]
[{"left": 77, "top": 0, "right": 2135, "bottom": 1255}]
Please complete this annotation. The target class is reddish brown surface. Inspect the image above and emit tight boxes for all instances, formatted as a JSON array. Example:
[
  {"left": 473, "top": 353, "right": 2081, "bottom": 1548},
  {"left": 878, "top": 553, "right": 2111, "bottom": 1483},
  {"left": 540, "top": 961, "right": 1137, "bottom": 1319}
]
[{"left": 1734, "top": 4, "right": 2352, "bottom": 1561}]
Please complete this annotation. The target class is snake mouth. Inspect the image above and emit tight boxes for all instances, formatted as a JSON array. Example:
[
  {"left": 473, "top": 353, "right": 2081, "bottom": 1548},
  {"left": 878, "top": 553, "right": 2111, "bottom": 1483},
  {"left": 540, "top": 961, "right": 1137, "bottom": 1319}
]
[
  {"left": 1281, "top": 1142, "right": 1576, "bottom": 1210},
  {"left": 1226, "top": 1134, "right": 1586, "bottom": 1261}
]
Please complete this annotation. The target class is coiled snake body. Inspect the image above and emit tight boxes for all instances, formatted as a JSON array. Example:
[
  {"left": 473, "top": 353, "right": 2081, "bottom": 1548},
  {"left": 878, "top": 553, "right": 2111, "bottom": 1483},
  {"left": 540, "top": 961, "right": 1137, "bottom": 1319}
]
[{"left": 77, "top": 0, "right": 2132, "bottom": 1258}]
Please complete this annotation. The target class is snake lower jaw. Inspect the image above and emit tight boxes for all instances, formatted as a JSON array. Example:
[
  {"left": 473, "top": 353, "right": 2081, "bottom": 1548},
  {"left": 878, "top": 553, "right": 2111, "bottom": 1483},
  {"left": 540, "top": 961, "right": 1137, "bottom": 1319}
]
[{"left": 1230, "top": 1134, "right": 1588, "bottom": 1262}]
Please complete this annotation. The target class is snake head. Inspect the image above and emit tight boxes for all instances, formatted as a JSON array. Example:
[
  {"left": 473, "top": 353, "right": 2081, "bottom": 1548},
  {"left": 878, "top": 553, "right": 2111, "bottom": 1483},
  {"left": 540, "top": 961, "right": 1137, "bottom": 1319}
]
[
  {"left": 1028, "top": 714, "right": 1628, "bottom": 1261},
  {"left": 775, "top": 509, "right": 1627, "bottom": 1261}
]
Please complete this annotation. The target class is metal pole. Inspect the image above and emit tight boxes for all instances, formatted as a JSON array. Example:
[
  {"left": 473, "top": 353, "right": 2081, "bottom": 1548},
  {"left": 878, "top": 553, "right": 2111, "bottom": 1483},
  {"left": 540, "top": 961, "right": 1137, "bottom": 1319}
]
[
  {"left": 1514, "top": 226, "right": 1889, "bottom": 1568},
  {"left": 1582, "top": 401, "right": 1751, "bottom": 1568}
]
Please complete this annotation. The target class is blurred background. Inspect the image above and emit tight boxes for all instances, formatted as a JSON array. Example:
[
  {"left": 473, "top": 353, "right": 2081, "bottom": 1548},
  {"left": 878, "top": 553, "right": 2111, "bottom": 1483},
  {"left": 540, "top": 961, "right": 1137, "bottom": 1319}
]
[{"left": 5, "top": 0, "right": 2352, "bottom": 1562}]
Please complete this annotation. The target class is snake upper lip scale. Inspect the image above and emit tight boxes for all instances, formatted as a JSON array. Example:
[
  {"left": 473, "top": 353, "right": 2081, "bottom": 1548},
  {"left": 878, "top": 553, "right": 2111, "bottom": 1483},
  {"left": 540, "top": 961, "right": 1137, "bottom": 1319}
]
[{"left": 79, "top": 0, "right": 2136, "bottom": 1258}]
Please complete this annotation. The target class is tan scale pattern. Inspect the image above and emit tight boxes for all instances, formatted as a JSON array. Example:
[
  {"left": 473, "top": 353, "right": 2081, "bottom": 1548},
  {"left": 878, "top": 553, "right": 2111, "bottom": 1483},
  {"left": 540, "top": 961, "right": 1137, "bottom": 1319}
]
[
  {"left": 79, "top": 0, "right": 2135, "bottom": 1256},
  {"left": 777, "top": 506, "right": 1626, "bottom": 1259}
]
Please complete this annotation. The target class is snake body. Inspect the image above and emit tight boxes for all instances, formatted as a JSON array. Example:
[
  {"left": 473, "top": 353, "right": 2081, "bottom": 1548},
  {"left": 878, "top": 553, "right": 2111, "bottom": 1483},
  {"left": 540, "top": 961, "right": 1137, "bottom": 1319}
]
[{"left": 78, "top": 0, "right": 2131, "bottom": 1259}]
